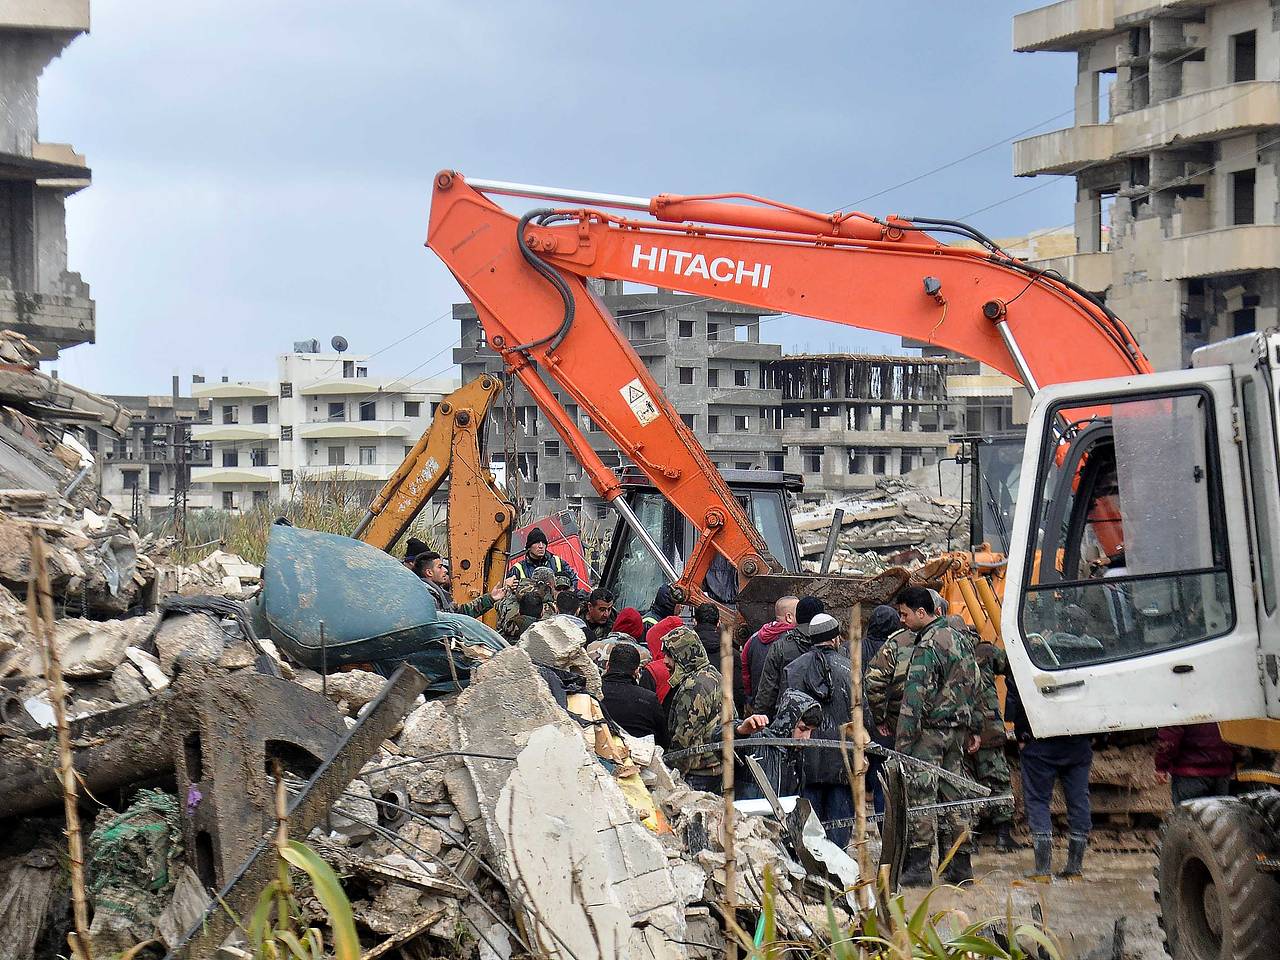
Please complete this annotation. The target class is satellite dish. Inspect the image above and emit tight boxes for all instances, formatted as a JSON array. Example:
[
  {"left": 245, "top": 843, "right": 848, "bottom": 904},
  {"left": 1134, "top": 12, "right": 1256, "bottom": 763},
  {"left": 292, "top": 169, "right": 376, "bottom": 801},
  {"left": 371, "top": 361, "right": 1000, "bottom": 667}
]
[{"left": 331, "top": 335, "right": 349, "bottom": 353}]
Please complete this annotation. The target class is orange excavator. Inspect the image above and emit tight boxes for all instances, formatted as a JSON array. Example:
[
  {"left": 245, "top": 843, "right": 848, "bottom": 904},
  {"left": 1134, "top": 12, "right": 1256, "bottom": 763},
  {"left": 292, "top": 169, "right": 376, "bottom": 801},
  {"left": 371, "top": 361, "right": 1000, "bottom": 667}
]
[{"left": 424, "top": 171, "right": 1149, "bottom": 613}]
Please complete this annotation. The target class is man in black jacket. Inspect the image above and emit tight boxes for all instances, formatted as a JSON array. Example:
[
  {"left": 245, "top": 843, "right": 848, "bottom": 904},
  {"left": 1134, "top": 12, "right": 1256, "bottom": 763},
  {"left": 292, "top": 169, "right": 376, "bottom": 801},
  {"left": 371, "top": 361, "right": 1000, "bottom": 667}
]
[
  {"left": 601, "top": 643, "right": 667, "bottom": 746},
  {"left": 752, "top": 596, "right": 825, "bottom": 719}
]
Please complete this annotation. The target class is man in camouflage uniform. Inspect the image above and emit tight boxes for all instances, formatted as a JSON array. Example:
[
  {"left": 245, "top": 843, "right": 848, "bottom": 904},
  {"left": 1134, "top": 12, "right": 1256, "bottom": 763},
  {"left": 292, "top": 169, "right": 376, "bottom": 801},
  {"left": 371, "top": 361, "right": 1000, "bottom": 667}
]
[
  {"left": 864, "top": 612, "right": 917, "bottom": 740},
  {"left": 954, "top": 615, "right": 1016, "bottom": 853},
  {"left": 894, "top": 586, "right": 983, "bottom": 887},
  {"left": 663, "top": 626, "right": 767, "bottom": 793},
  {"left": 495, "top": 567, "right": 557, "bottom": 643}
]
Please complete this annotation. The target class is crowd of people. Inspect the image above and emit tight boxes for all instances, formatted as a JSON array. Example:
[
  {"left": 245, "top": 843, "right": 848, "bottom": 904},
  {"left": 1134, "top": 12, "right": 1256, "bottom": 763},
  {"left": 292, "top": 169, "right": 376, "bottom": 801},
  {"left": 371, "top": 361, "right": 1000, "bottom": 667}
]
[{"left": 397, "top": 532, "right": 1110, "bottom": 888}]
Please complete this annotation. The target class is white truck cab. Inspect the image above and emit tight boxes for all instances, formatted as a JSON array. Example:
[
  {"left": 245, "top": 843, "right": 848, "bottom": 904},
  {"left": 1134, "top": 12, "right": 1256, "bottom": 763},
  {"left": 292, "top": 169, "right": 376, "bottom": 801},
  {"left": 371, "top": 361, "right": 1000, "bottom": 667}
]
[{"left": 1001, "top": 331, "right": 1280, "bottom": 736}]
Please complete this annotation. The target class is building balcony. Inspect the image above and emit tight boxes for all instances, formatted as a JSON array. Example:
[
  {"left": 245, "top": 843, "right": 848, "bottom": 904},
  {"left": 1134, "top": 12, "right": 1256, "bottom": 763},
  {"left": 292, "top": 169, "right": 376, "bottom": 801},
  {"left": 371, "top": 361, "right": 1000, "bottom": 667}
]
[
  {"left": 1116, "top": 82, "right": 1280, "bottom": 154},
  {"left": 1013, "top": 0, "right": 1115, "bottom": 53},
  {"left": 701, "top": 433, "right": 783, "bottom": 453},
  {"left": 1, "top": 1, "right": 90, "bottom": 32},
  {"left": 1162, "top": 224, "right": 1280, "bottom": 280},
  {"left": 708, "top": 340, "right": 782, "bottom": 361},
  {"left": 782, "top": 427, "right": 949, "bottom": 448},
  {"left": 294, "top": 464, "right": 403, "bottom": 482},
  {"left": 947, "top": 373, "right": 1019, "bottom": 398},
  {"left": 1014, "top": 124, "right": 1115, "bottom": 176},
  {"left": 298, "top": 378, "right": 404, "bottom": 396},
  {"left": 192, "top": 423, "right": 276, "bottom": 442},
  {"left": 706, "top": 387, "right": 782, "bottom": 406},
  {"left": 192, "top": 465, "right": 281, "bottom": 485},
  {"left": 192, "top": 381, "right": 275, "bottom": 400},
  {"left": 631, "top": 340, "right": 668, "bottom": 358},
  {"left": 1029, "top": 251, "right": 1111, "bottom": 293},
  {"left": 297, "top": 420, "right": 415, "bottom": 440}
]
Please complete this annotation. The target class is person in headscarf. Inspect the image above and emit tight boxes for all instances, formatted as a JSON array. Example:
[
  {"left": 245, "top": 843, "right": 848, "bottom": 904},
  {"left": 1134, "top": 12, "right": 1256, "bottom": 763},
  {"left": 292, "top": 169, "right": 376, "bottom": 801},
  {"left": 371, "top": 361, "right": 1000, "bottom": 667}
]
[
  {"left": 644, "top": 615, "right": 683, "bottom": 702},
  {"left": 741, "top": 688, "right": 823, "bottom": 800},
  {"left": 662, "top": 626, "right": 767, "bottom": 793}
]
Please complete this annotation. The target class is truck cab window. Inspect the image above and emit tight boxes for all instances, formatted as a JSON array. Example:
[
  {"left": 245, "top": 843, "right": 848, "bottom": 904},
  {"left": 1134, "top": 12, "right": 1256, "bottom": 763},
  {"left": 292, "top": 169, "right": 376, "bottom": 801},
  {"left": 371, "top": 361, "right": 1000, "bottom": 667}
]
[{"left": 1020, "top": 391, "right": 1233, "bottom": 668}]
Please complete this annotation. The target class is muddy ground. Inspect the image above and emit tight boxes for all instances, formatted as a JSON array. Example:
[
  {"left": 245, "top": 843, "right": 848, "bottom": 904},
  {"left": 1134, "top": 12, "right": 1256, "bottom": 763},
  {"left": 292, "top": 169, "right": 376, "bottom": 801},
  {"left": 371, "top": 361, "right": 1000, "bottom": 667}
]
[{"left": 912, "top": 848, "right": 1164, "bottom": 959}]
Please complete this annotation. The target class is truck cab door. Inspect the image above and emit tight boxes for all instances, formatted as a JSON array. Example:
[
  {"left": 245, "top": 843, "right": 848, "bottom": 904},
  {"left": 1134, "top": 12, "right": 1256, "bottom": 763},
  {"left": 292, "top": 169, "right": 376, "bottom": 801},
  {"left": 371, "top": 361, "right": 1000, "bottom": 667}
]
[{"left": 1002, "top": 367, "right": 1268, "bottom": 736}]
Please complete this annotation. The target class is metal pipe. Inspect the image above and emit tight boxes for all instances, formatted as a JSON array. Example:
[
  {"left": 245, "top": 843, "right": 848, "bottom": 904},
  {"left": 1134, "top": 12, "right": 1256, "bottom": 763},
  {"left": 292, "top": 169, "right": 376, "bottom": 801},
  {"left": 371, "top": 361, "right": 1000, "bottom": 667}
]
[
  {"left": 994, "top": 319, "right": 1039, "bottom": 394},
  {"left": 819, "top": 507, "right": 845, "bottom": 574},
  {"left": 610, "top": 496, "right": 681, "bottom": 584},
  {"left": 351, "top": 509, "right": 374, "bottom": 539},
  {"left": 466, "top": 177, "right": 650, "bottom": 211},
  {"left": 62, "top": 462, "right": 92, "bottom": 500}
]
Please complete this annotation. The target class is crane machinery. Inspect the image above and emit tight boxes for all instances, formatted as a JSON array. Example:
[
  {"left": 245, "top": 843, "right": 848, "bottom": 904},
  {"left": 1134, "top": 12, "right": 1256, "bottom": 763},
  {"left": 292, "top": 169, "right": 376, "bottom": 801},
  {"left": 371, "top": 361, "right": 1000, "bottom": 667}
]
[
  {"left": 423, "top": 172, "right": 1277, "bottom": 958},
  {"left": 352, "top": 375, "right": 514, "bottom": 616}
]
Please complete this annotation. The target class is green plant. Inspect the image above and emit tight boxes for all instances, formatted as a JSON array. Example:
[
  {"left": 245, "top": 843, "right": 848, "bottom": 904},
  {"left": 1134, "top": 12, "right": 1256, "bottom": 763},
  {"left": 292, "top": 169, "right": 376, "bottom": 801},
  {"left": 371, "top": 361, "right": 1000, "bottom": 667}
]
[{"left": 246, "top": 838, "right": 360, "bottom": 960}]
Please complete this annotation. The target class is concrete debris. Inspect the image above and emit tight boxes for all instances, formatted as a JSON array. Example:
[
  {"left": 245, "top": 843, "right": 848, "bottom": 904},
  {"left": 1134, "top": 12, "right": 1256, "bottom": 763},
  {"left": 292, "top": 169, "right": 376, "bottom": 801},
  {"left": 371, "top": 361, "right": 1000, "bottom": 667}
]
[
  {"left": 794, "top": 476, "right": 965, "bottom": 576},
  {"left": 299, "top": 668, "right": 389, "bottom": 715},
  {"left": 154, "top": 612, "right": 225, "bottom": 674}
]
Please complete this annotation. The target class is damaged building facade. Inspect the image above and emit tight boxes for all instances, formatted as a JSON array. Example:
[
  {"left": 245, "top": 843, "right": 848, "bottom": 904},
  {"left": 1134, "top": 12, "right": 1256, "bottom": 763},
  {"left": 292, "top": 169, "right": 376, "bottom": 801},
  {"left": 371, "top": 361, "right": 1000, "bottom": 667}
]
[
  {"left": 0, "top": 2, "right": 94, "bottom": 359},
  {"left": 768, "top": 353, "right": 966, "bottom": 502},
  {"left": 1014, "top": 0, "right": 1280, "bottom": 369},
  {"left": 455, "top": 284, "right": 786, "bottom": 521}
]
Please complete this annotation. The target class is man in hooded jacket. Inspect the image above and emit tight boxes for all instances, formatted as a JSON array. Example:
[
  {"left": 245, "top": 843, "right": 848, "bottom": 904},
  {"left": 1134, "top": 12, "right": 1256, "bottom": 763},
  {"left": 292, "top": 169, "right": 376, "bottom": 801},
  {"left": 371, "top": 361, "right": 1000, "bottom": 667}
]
[
  {"left": 742, "top": 595, "right": 798, "bottom": 707},
  {"left": 782, "top": 613, "right": 855, "bottom": 847},
  {"left": 752, "top": 596, "right": 825, "bottom": 719},
  {"left": 742, "top": 689, "right": 823, "bottom": 800},
  {"left": 663, "top": 626, "right": 767, "bottom": 793}
]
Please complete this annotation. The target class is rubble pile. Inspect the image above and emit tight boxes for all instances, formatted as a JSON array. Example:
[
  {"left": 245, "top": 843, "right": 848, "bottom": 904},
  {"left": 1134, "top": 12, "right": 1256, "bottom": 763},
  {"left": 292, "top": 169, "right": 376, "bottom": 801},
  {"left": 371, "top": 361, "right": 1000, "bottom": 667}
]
[{"left": 794, "top": 477, "right": 965, "bottom": 577}]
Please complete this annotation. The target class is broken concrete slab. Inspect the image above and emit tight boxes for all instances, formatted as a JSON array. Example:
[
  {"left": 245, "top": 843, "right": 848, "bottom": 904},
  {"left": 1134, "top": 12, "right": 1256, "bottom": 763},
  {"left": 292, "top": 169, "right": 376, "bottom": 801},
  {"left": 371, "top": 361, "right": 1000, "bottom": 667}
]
[
  {"left": 299, "top": 668, "right": 388, "bottom": 715},
  {"left": 154, "top": 612, "right": 225, "bottom": 674},
  {"left": 110, "top": 660, "right": 150, "bottom": 704},
  {"left": 496, "top": 723, "right": 686, "bottom": 960},
  {"left": 126, "top": 647, "right": 170, "bottom": 690}
]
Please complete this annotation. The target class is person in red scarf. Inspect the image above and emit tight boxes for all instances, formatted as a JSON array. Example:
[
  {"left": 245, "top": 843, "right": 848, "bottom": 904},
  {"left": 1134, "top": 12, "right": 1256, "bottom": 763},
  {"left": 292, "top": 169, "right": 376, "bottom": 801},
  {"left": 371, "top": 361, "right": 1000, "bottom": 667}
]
[{"left": 645, "top": 615, "right": 683, "bottom": 703}]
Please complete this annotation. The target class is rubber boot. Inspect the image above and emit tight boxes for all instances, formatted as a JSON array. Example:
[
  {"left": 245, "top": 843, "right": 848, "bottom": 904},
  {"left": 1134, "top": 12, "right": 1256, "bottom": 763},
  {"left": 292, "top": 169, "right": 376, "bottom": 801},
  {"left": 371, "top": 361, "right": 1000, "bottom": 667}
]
[
  {"left": 1025, "top": 834, "right": 1052, "bottom": 882},
  {"left": 940, "top": 844, "right": 974, "bottom": 885},
  {"left": 1056, "top": 834, "right": 1086, "bottom": 879},
  {"left": 899, "top": 846, "right": 934, "bottom": 888},
  {"left": 994, "top": 823, "right": 1017, "bottom": 853}
]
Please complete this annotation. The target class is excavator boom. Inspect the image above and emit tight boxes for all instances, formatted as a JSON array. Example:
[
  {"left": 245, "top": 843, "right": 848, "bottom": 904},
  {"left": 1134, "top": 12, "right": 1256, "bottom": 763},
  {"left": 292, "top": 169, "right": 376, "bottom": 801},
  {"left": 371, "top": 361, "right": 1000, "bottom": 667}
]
[{"left": 426, "top": 171, "right": 1149, "bottom": 605}]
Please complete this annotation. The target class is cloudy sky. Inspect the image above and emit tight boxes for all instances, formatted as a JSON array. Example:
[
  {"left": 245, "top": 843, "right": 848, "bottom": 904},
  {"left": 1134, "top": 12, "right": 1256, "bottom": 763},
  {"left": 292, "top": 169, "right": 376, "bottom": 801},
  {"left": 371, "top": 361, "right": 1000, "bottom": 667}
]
[{"left": 39, "top": 1, "right": 1076, "bottom": 394}]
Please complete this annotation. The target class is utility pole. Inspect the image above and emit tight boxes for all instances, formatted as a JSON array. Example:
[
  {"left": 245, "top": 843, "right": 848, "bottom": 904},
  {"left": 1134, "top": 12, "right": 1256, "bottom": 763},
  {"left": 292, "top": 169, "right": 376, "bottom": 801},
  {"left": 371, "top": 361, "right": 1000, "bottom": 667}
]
[{"left": 171, "top": 422, "right": 189, "bottom": 545}]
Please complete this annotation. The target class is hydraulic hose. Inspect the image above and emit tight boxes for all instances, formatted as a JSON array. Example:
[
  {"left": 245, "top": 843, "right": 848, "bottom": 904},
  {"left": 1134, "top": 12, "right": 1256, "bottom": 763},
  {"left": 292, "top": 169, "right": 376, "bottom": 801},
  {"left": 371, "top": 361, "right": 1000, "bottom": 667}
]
[{"left": 510, "top": 208, "right": 575, "bottom": 354}]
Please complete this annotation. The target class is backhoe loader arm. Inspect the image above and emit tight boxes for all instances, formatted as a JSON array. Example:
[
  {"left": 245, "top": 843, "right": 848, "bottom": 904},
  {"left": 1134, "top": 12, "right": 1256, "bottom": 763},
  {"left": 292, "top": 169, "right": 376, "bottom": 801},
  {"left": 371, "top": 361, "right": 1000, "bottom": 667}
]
[
  {"left": 354, "top": 375, "right": 514, "bottom": 608},
  {"left": 426, "top": 172, "right": 1150, "bottom": 602}
]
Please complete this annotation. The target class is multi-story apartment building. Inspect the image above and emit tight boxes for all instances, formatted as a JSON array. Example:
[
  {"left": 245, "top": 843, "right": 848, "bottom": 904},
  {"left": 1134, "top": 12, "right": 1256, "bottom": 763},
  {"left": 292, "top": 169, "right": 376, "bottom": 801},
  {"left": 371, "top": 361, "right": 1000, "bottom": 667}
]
[
  {"left": 0, "top": 2, "right": 95, "bottom": 358},
  {"left": 190, "top": 344, "right": 455, "bottom": 511},
  {"left": 454, "top": 285, "right": 786, "bottom": 521},
  {"left": 1013, "top": 0, "right": 1280, "bottom": 369},
  {"left": 89, "top": 381, "right": 213, "bottom": 521},
  {"left": 768, "top": 354, "right": 966, "bottom": 500}
]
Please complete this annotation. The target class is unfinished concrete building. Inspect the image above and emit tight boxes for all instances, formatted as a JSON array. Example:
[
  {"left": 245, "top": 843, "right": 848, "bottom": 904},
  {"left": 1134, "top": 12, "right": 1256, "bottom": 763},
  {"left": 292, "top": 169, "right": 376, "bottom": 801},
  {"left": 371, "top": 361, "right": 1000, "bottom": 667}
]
[
  {"left": 0, "top": 2, "right": 94, "bottom": 358},
  {"left": 1014, "top": 0, "right": 1280, "bottom": 369},
  {"left": 767, "top": 354, "right": 963, "bottom": 502},
  {"left": 455, "top": 284, "right": 785, "bottom": 523}
]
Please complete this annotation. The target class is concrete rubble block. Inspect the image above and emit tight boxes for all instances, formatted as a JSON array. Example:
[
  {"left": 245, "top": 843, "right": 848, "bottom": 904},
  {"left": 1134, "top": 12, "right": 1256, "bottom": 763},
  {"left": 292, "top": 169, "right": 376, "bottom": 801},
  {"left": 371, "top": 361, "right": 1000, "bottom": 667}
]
[
  {"left": 298, "top": 668, "right": 387, "bottom": 715},
  {"left": 26, "top": 612, "right": 159, "bottom": 679},
  {"left": 497, "top": 724, "right": 687, "bottom": 960},
  {"left": 125, "top": 647, "right": 170, "bottom": 690},
  {"left": 110, "top": 660, "right": 150, "bottom": 704},
  {"left": 330, "top": 777, "right": 379, "bottom": 843},
  {"left": 154, "top": 612, "right": 225, "bottom": 675},
  {"left": 157, "top": 866, "right": 212, "bottom": 949}
]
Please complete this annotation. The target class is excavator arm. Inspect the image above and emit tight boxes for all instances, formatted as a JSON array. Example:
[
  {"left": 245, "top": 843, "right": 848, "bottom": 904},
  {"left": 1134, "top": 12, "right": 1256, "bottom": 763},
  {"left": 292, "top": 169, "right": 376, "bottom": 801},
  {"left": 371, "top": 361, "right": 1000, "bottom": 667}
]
[
  {"left": 354, "top": 375, "right": 514, "bottom": 609},
  {"left": 426, "top": 172, "right": 1150, "bottom": 604}
]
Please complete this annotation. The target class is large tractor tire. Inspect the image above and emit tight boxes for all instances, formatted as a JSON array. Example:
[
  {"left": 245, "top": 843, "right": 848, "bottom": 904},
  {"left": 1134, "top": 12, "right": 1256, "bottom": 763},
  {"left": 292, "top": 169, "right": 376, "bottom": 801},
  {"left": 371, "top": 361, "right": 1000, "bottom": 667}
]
[{"left": 1156, "top": 795, "right": 1280, "bottom": 960}]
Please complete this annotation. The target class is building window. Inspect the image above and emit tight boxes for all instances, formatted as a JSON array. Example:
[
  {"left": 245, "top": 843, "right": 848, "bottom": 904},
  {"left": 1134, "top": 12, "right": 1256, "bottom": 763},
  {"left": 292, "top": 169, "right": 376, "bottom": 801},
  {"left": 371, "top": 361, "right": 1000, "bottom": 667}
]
[
  {"left": 328, "top": 402, "right": 345, "bottom": 421},
  {"left": 734, "top": 323, "right": 751, "bottom": 342},
  {"left": 544, "top": 440, "right": 560, "bottom": 458},
  {"left": 1231, "top": 169, "right": 1256, "bottom": 226},
  {"left": 1231, "top": 30, "right": 1256, "bottom": 83},
  {"left": 250, "top": 446, "right": 268, "bottom": 467},
  {"left": 734, "top": 414, "right": 750, "bottom": 431},
  {"left": 222, "top": 405, "right": 238, "bottom": 425},
  {"left": 768, "top": 454, "right": 784, "bottom": 472},
  {"left": 678, "top": 320, "right": 695, "bottom": 338},
  {"left": 280, "top": 382, "right": 293, "bottom": 398},
  {"left": 628, "top": 319, "right": 647, "bottom": 340},
  {"left": 734, "top": 461, "right": 752, "bottom": 470},
  {"left": 1233, "top": 308, "right": 1257, "bottom": 336},
  {"left": 328, "top": 446, "right": 346, "bottom": 466},
  {"left": 356, "top": 365, "right": 368, "bottom": 378},
  {"left": 222, "top": 449, "right": 239, "bottom": 468},
  {"left": 359, "top": 445, "right": 376, "bottom": 465},
  {"left": 405, "top": 445, "right": 414, "bottom": 458},
  {"left": 222, "top": 491, "right": 234, "bottom": 509},
  {"left": 147, "top": 471, "right": 162, "bottom": 494},
  {"left": 343, "top": 360, "right": 354, "bottom": 378},
  {"left": 123, "top": 470, "right": 140, "bottom": 490},
  {"left": 708, "top": 415, "right": 720, "bottom": 434},
  {"left": 544, "top": 482, "right": 561, "bottom": 500},
  {"left": 734, "top": 368, "right": 749, "bottom": 386},
  {"left": 281, "top": 469, "right": 294, "bottom": 484},
  {"left": 281, "top": 425, "right": 293, "bottom": 441},
  {"left": 678, "top": 366, "right": 695, "bottom": 385},
  {"left": 680, "top": 413, "right": 696, "bottom": 429},
  {"left": 359, "top": 399, "right": 377, "bottom": 421},
  {"left": 707, "top": 368, "right": 720, "bottom": 387},
  {"left": 404, "top": 400, "right": 421, "bottom": 418},
  {"left": 85, "top": 430, "right": 98, "bottom": 452},
  {"left": 595, "top": 503, "right": 609, "bottom": 520},
  {"left": 803, "top": 446, "right": 823, "bottom": 473},
  {"left": 253, "top": 489, "right": 268, "bottom": 506},
  {"left": 707, "top": 323, "right": 720, "bottom": 342},
  {"left": 900, "top": 451, "right": 915, "bottom": 474},
  {"left": 252, "top": 404, "right": 268, "bottom": 424},
  {"left": 809, "top": 408, "right": 821, "bottom": 428}
]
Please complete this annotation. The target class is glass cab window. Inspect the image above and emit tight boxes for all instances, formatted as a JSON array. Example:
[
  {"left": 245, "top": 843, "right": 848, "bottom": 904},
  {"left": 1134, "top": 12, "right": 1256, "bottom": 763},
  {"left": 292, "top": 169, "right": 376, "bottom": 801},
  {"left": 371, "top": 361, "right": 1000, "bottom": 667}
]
[{"left": 1019, "top": 390, "right": 1233, "bottom": 669}]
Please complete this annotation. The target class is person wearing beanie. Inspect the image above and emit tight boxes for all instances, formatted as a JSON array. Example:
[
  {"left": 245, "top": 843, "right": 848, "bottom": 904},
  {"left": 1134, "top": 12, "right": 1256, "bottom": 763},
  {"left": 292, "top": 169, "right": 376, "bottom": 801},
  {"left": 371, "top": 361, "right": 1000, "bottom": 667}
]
[
  {"left": 509, "top": 526, "right": 578, "bottom": 589},
  {"left": 402, "top": 536, "right": 429, "bottom": 569},
  {"left": 644, "top": 615, "right": 683, "bottom": 702},
  {"left": 752, "top": 595, "right": 826, "bottom": 719}
]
